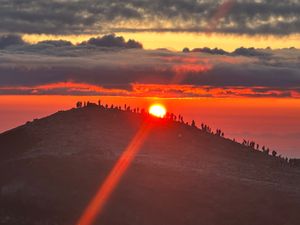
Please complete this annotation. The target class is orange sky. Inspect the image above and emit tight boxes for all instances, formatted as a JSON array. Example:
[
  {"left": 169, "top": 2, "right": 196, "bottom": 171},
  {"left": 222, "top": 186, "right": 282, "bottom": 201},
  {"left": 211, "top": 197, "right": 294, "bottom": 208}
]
[
  {"left": 22, "top": 33, "right": 300, "bottom": 51},
  {"left": 1, "top": 95, "right": 300, "bottom": 157},
  {"left": 2, "top": 82, "right": 299, "bottom": 99}
]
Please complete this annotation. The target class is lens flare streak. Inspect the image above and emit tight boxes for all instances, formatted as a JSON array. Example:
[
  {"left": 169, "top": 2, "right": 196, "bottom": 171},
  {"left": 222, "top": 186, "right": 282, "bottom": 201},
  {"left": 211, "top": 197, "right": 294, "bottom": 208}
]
[{"left": 76, "top": 121, "right": 152, "bottom": 225}]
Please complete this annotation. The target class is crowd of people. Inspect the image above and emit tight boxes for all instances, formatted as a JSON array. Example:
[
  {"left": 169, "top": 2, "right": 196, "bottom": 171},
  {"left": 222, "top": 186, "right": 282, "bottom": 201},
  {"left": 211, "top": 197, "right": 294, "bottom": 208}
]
[{"left": 76, "top": 100, "right": 300, "bottom": 167}]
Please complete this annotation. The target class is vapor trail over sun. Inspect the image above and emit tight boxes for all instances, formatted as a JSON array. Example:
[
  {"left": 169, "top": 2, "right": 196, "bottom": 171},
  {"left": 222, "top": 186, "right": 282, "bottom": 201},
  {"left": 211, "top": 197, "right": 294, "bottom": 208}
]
[
  {"left": 76, "top": 121, "right": 153, "bottom": 225},
  {"left": 206, "top": 0, "right": 235, "bottom": 34},
  {"left": 169, "top": 0, "right": 235, "bottom": 85}
]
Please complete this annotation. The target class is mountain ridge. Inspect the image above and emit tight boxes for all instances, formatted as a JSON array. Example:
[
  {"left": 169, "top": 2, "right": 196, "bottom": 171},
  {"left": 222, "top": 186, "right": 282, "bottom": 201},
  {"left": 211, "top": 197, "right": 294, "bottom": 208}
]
[{"left": 0, "top": 104, "right": 300, "bottom": 225}]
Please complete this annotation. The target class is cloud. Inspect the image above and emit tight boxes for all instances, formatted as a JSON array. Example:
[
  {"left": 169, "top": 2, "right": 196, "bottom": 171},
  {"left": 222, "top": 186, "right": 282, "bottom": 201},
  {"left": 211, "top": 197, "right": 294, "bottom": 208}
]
[
  {"left": 190, "top": 47, "right": 229, "bottom": 55},
  {"left": 183, "top": 47, "right": 272, "bottom": 58},
  {"left": 0, "top": 0, "right": 299, "bottom": 35},
  {"left": 232, "top": 47, "right": 271, "bottom": 57},
  {"left": 0, "top": 34, "right": 25, "bottom": 49},
  {"left": 0, "top": 36, "right": 299, "bottom": 98},
  {"left": 36, "top": 40, "right": 73, "bottom": 47},
  {"left": 0, "top": 34, "right": 142, "bottom": 55},
  {"left": 80, "top": 34, "right": 143, "bottom": 49}
]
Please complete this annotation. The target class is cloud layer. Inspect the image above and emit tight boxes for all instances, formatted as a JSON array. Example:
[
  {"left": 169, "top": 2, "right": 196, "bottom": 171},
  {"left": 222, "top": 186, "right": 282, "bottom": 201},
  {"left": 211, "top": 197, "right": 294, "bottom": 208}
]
[
  {"left": 0, "top": 34, "right": 25, "bottom": 48},
  {"left": 0, "top": 0, "right": 300, "bottom": 35},
  {"left": 0, "top": 34, "right": 299, "bottom": 98}
]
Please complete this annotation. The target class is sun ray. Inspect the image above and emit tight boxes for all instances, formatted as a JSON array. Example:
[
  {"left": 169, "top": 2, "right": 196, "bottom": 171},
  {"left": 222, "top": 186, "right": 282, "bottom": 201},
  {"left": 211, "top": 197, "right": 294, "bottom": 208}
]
[{"left": 76, "top": 121, "right": 152, "bottom": 225}]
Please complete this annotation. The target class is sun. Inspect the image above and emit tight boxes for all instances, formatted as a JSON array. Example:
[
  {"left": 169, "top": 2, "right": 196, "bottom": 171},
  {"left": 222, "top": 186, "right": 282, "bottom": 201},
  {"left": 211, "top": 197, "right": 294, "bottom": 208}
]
[{"left": 149, "top": 104, "right": 167, "bottom": 118}]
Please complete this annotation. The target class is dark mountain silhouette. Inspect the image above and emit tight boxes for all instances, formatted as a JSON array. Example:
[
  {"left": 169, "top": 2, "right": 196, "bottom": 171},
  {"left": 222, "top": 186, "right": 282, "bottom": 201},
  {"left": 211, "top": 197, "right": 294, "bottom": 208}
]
[{"left": 0, "top": 105, "right": 300, "bottom": 225}]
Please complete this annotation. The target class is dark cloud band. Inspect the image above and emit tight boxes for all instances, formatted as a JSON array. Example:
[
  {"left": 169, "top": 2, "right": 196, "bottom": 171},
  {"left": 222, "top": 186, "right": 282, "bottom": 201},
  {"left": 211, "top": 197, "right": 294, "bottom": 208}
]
[
  {"left": 0, "top": 34, "right": 299, "bottom": 98},
  {"left": 0, "top": 0, "right": 299, "bottom": 35}
]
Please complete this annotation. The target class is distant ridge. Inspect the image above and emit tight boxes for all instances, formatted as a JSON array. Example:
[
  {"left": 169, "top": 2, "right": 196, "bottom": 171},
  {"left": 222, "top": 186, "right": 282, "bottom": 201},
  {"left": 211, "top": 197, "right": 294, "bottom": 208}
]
[{"left": 0, "top": 103, "right": 300, "bottom": 225}]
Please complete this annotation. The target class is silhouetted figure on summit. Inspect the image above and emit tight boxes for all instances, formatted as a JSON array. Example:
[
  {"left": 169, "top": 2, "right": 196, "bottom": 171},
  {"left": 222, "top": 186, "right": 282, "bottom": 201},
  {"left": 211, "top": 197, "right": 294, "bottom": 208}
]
[
  {"left": 216, "top": 129, "right": 223, "bottom": 136},
  {"left": 266, "top": 148, "right": 270, "bottom": 155},
  {"left": 262, "top": 146, "right": 270, "bottom": 155},
  {"left": 191, "top": 120, "right": 196, "bottom": 127},
  {"left": 178, "top": 114, "right": 182, "bottom": 122},
  {"left": 170, "top": 113, "right": 175, "bottom": 121},
  {"left": 201, "top": 123, "right": 212, "bottom": 133},
  {"left": 86, "top": 102, "right": 98, "bottom": 107},
  {"left": 76, "top": 101, "right": 82, "bottom": 108}
]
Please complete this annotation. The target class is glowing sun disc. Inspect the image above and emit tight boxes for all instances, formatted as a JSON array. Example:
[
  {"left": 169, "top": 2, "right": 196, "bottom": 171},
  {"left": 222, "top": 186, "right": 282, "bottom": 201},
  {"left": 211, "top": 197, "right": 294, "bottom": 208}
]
[{"left": 149, "top": 104, "right": 167, "bottom": 118}]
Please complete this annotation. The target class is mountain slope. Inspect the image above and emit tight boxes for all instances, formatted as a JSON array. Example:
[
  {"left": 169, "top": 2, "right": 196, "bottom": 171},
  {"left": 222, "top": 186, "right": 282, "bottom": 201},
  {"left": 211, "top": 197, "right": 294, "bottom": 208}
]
[{"left": 0, "top": 105, "right": 300, "bottom": 225}]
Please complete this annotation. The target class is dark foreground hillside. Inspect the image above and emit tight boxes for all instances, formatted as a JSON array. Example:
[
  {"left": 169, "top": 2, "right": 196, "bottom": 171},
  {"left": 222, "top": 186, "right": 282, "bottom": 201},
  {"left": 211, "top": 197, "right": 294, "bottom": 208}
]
[{"left": 0, "top": 105, "right": 300, "bottom": 225}]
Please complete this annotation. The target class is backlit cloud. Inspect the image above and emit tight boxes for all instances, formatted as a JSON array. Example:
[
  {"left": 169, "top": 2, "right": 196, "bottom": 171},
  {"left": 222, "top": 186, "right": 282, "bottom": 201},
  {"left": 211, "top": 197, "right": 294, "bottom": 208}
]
[
  {"left": 0, "top": 34, "right": 299, "bottom": 98},
  {"left": 0, "top": 0, "right": 300, "bottom": 35}
]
